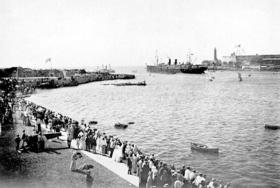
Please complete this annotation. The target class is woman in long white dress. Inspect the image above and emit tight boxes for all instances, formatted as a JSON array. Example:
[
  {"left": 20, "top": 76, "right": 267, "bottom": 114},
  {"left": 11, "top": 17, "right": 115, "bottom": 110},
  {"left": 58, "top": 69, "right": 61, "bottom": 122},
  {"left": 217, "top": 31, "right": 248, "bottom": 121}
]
[
  {"left": 80, "top": 133, "right": 86, "bottom": 150},
  {"left": 96, "top": 136, "right": 100, "bottom": 154},
  {"left": 116, "top": 142, "right": 124, "bottom": 162},
  {"left": 112, "top": 144, "right": 119, "bottom": 162},
  {"left": 77, "top": 131, "right": 84, "bottom": 149}
]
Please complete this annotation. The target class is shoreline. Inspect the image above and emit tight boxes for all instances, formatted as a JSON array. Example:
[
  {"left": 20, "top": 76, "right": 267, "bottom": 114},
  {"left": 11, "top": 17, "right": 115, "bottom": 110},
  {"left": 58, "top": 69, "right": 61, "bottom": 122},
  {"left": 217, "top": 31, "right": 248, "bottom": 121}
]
[
  {"left": 0, "top": 109, "right": 137, "bottom": 188},
  {"left": 19, "top": 95, "right": 231, "bottom": 188},
  {"left": 0, "top": 78, "right": 137, "bottom": 188},
  {"left": 1, "top": 77, "right": 235, "bottom": 188},
  {"left": 0, "top": 67, "right": 136, "bottom": 89}
]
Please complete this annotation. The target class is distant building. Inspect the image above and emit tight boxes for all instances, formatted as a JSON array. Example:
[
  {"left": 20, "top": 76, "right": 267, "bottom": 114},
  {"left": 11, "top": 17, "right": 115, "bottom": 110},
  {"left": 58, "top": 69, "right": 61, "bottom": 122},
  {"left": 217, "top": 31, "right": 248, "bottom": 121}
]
[
  {"left": 201, "top": 48, "right": 221, "bottom": 67},
  {"left": 222, "top": 54, "right": 280, "bottom": 71}
]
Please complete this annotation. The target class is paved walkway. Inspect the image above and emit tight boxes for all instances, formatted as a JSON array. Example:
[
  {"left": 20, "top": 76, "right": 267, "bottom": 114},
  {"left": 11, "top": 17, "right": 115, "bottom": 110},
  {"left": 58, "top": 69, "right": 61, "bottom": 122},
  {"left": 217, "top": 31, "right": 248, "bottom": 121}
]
[
  {"left": 59, "top": 131, "right": 139, "bottom": 187},
  {"left": 81, "top": 151, "right": 139, "bottom": 187},
  {"left": 38, "top": 120, "right": 139, "bottom": 187}
]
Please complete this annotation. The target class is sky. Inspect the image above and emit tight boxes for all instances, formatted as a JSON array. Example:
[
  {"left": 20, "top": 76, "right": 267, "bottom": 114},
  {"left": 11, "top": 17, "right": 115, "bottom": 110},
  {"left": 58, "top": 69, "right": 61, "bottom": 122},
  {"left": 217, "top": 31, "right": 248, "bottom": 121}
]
[{"left": 1, "top": 0, "right": 280, "bottom": 68}]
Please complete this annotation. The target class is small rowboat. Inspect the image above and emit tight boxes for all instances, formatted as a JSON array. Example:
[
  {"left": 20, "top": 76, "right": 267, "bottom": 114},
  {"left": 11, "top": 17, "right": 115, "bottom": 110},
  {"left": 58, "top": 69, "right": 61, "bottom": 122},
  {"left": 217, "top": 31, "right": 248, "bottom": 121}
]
[
  {"left": 44, "top": 132, "right": 62, "bottom": 139},
  {"left": 114, "top": 123, "right": 128, "bottom": 129},
  {"left": 265, "top": 124, "right": 280, "bottom": 130},
  {"left": 190, "top": 142, "right": 219, "bottom": 153},
  {"left": 128, "top": 122, "right": 135, "bottom": 125},
  {"left": 89, "top": 121, "right": 98, "bottom": 125}
]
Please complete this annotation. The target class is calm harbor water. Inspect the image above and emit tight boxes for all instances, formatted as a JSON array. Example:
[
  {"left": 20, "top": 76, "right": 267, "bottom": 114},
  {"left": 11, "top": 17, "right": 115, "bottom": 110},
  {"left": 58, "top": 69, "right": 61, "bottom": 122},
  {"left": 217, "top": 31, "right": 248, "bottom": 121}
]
[{"left": 28, "top": 67, "right": 280, "bottom": 188}]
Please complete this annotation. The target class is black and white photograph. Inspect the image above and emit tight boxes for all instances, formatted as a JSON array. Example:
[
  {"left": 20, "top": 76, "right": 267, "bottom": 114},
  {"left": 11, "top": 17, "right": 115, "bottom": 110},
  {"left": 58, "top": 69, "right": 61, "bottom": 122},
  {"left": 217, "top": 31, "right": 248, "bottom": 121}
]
[{"left": 0, "top": 0, "right": 279, "bottom": 188}]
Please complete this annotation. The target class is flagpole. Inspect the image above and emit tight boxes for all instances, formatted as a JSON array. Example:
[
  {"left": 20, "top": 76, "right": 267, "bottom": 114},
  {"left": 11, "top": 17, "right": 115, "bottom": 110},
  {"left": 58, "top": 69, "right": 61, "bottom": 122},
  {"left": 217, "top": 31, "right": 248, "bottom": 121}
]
[
  {"left": 51, "top": 60, "right": 52, "bottom": 77},
  {"left": 45, "top": 58, "right": 52, "bottom": 77},
  {"left": 16, "top": 66, "right": 19, "bottom": 79}
]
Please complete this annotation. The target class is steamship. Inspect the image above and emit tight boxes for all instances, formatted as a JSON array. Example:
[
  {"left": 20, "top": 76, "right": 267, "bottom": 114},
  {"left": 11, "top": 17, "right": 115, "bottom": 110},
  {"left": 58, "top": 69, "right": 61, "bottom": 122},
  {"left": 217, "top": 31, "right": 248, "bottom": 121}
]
[{"left": 147, "top": 58, "right": 207, "bottom": 74}]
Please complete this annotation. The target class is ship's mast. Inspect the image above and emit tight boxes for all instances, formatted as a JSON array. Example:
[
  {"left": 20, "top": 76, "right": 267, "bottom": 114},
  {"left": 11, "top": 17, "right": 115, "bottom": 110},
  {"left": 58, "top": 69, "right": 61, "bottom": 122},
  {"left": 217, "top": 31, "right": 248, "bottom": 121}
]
[
  {"left": 155, "top": 50, "right": 159, "bottom": 65},
  {"left": 187, "top": 50, "right": 193, "bottom": 64}
]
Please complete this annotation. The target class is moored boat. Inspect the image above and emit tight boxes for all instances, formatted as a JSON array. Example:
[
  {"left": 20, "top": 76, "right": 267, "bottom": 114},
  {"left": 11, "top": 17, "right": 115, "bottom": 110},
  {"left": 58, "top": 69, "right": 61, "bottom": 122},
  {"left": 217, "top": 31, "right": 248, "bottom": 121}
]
[
  {"left": 104, "top": 81, "right": 146, "bottom": 86},
  {"left": 89, "top": 121, "right": 98, "bottom": 125},
  {"left": 264, "top": 124, "right": 280, "bottom": 130},
  {"left": 190, "top": 142, "right": 219, "bottom": 153},
  {"left": 115, "top": 81, "right": 146, "bottom": 86},
  {"left": 44, "top": 132, "right": 62, "bottom": 139},
  {"left": 114, "top": 123, "right": 128, "bottom": 129}
]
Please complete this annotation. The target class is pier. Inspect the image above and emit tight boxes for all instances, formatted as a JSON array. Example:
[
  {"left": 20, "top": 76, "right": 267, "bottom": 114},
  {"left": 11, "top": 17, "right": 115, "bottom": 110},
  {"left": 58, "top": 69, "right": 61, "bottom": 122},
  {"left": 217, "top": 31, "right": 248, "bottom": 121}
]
[{"left": 0, "top": 67, "right": 135, "bottom": 89}]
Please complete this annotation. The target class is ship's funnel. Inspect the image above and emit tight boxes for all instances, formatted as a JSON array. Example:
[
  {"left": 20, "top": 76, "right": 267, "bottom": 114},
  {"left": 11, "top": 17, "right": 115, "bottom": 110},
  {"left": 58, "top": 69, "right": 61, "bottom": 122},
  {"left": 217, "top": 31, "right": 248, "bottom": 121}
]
[
  {"left": 168, "top": 58, "right": 171, "bottom": 65},
  {"left": 174, "top": 59, "right": 178, "bottom": 65}
]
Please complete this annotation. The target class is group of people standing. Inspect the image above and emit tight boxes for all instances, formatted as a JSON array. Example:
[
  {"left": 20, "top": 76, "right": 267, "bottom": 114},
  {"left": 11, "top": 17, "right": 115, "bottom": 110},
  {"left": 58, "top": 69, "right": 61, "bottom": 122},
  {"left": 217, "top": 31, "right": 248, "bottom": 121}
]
[
  {"left": 16, "top": 98, "right": 231, "bottom": 188},
  {"left": 68, "top": 121, "right": 231, "bottom": 188},
  {"left": 0, "top": 78, "right": 17, "bottom": 127}
]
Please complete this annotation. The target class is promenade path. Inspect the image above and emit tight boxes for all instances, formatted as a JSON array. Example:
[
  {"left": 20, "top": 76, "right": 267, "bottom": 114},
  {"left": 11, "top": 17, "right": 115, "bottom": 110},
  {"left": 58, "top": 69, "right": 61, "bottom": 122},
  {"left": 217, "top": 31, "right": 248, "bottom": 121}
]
[
  {"left": 81, "top": 150, "right": 139, "bottom": 187},
  {"left": 30, "top": 114, "right": 139, "bottom": 187},
  {"left": 1, "top": 110, "right": 137, "bottom": 188},
  {"left": 58, "top": 131, "right": 139, "bottom": 187}
]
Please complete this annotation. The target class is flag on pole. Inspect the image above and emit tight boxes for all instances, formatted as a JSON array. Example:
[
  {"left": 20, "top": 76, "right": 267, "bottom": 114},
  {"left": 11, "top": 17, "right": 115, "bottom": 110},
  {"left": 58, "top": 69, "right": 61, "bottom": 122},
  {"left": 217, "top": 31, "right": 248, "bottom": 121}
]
[{"left": 45, "top": 58, "right": 51, "bottom": 63}]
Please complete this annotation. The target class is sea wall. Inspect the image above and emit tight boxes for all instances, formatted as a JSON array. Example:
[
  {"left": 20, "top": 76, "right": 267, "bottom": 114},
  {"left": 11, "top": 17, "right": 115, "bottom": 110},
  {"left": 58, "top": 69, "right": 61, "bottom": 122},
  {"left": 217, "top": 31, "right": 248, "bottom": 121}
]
[
  {"left": 14, "top": 73, "right": 135, "bottom": 89},
  {"left": 0, "top": 67, "right": 136, "bottom": 89}
]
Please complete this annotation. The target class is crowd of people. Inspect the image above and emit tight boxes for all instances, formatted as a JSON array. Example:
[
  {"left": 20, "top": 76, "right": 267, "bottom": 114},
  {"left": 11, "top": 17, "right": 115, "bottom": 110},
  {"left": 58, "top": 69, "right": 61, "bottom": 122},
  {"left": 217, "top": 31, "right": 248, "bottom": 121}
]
[
  {"left": 1, "top": 76, "right": 230, "bottom": 188},
  {"left": 0, "top": 78, "right": 17, "bottom": 126},
  {"left": 15, "top": 97, "right": 231, "bottom": 188},
  {"left": 0, "top": 78, "right": 35, "bottom": 128}
]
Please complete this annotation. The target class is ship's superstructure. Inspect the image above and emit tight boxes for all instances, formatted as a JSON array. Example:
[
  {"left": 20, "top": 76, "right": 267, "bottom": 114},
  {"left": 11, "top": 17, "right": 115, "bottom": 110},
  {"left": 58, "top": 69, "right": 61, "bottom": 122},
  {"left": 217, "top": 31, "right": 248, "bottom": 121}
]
[{"left": 147, "top": 54, "right": 207, "bottom": 74}]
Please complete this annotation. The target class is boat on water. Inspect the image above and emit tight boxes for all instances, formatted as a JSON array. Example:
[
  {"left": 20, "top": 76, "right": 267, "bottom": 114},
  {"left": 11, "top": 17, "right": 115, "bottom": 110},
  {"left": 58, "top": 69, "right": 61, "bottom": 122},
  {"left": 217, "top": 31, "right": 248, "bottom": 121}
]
[
  {"left": 96, "top": 64, "right": 115, "bottom": 74},
  {"left": 114, "top": 123, "right": 128, "bottom": 129},
  {"left": 104, "top": 81, "right": 146, "bottom": 86},
  {"left": 190, "top": 142, "right": 219, "bottom": 153},
  {"left": 264, "top": 124, "right": 280, "bottom": 130},
  {"left": 89, "top": 121, "right": 98, "bottom": 125},
  {"left": 146, "top": 52, "right": 207, "bottom": 74},
  {"left": 147, "top": 60, "right": 207, "bottom": 74}
]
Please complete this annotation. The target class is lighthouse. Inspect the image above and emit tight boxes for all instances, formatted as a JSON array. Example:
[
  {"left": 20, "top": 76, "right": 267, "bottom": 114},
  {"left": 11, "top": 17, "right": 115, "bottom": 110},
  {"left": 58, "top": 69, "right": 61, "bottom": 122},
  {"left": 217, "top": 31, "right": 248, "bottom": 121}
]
[{"left": 214, "top": 48, "right": 218, "bottom": 62}]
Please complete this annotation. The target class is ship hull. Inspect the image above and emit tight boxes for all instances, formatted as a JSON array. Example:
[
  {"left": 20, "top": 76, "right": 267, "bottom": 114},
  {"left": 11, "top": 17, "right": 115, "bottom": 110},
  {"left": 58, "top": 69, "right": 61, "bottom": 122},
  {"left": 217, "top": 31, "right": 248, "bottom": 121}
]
[
  {"left": 146, "top": 65, "right": 181, "bottom": 74},
  {"left": 147, "top": 65, "right": 207, "bottom": 74},
  {"left": 180, "top": 66, "right": 207, "bottom": 74}
]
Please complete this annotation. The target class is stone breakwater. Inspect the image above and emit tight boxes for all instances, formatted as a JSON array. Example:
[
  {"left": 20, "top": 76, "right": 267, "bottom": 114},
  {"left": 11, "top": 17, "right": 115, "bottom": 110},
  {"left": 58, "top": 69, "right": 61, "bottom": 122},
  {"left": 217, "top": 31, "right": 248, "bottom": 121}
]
[
  {"left": 35, "top": 72, "right": 136, "bottom": 89},
  {"left": 17, "top": 73, "right": 135, "bottom": 89},
  {"left": 0, "top": 67, "right": 135, "bottom": 89}
]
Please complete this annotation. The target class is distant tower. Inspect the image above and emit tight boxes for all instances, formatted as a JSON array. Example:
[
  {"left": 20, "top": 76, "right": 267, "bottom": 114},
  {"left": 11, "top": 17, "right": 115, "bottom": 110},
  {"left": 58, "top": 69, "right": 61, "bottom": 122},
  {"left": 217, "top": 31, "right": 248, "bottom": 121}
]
[{"left": 214, "top": 48, "right": 218, "bottom": 62}]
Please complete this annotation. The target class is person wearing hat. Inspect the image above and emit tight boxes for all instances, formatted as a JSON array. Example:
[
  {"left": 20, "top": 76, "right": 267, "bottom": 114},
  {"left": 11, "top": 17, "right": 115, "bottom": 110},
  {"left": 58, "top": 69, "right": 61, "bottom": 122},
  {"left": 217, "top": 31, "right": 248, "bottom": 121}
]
[
  {"left": 193, "top": 173, "right": 205, "bottom": 186},
  {"left": 15, "top": 134, "right": 21, "bottom": 151},
  {"left": 184, "top": 166, "right": 191, "bottom": 182},
  {"left": 21, "top": 130, "right": 27, "bottom": 148},
  {"left": 174, "top": 174, "right": 184, "bottom": 188},
  {"left": 70, "top": 152, "right": 94, "bottom": 188},
  {"left": 180, "top": 165, "right": 186, "bottom": 176},
  {"left": 139, "top": 159, "right": 150, "bottom": 188},
  {"left": 67, "top": 132, "right": 72, "bottom": 148},
  {"left": 70, "top": 152, "right": 93, "bottom": 174},
  {"left": 207, "top": 178, "right": 216, "bottom": 188},
  {"left": 189, "top": 170, "right": 197, "bottom": 183}
]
